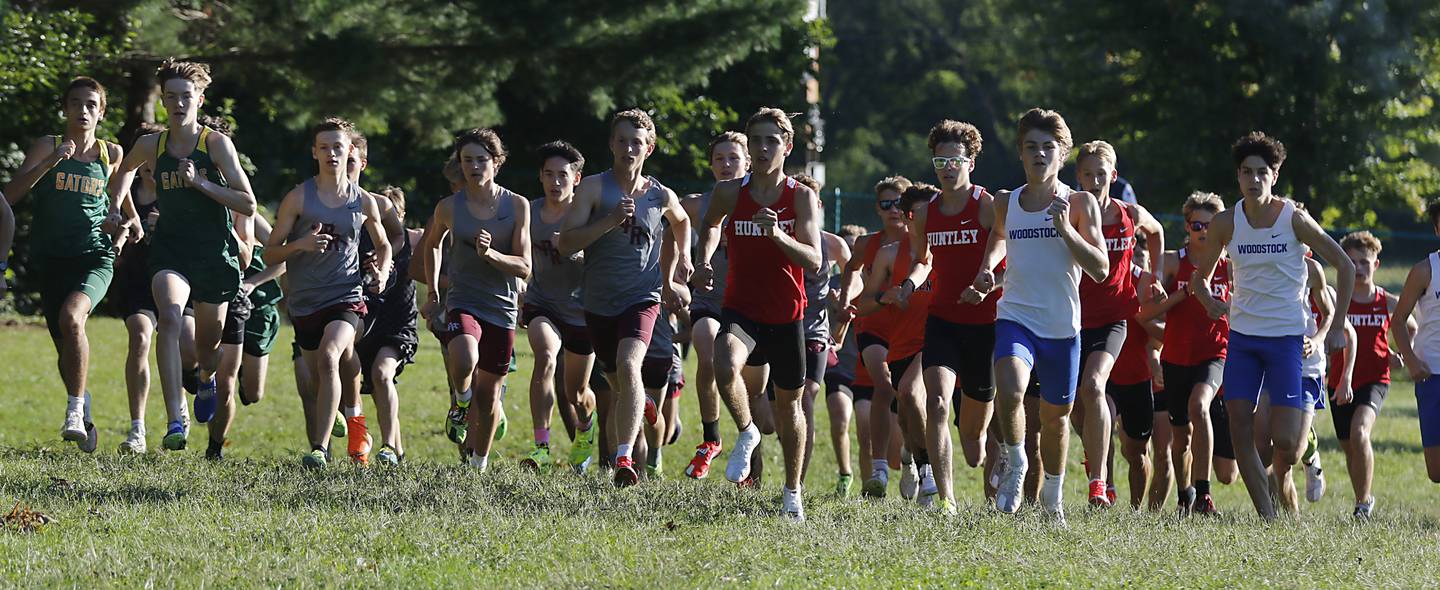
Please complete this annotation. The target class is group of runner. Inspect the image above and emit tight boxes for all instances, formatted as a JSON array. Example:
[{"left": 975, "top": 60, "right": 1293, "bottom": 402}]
[{"left": 7, "top": 64, "right": 1440, "bottom": 523}]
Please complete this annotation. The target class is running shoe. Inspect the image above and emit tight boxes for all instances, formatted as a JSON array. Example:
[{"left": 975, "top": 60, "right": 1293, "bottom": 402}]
[
  {"left": 1106, "top": 483, "right": 1118, "bottom": 507},
  {"left": 644, "top": 396, "right": 658, "bottom": 426},
  {"left": 376, "top": 445, "right": 401, "bottom": 467},
  {"left": 332, "top": 413, "right": 347, "bottom": 438},
  {"left": 347, "top": 415, "right": 372, "bottom": 465},
  {"left": 446, "top": 402, "right": 468, "bottom": 445},
  {"left": 495, "top": 408, "right": 509, "bottom": 441},
  {"left": 1353, "top": 497, "right": 1375, "bottom": 521},
  {"left": 1088, "top": 479, "right": 1113, "bottom": 508},
  {"left": 78, "top": 422, "right": 98, "bottom": 454},
  {"left": 1047, "top": 505, "right": 1069, "bottom": 528},
  {"left": 737, "top": 474, "right": 762, "bottom": 489},
  {"left": 917, "top": 464, "right": 938, "bottom": 507},
  {"left": 835, "top": 473, "right": 854, "bottom": 498},
  {"left": 862, "top": 466, "right": 889, "bottom": 498},
  {"left": 781, "top": 487, "right": 806, "bottom": 522},
  {"left": 194, "top": 375, "right": 218, "bottom": 423},
  {"left": 162, "top": 419, "right": 189, "bottom": 451},
  {"left": 302, "top": 448, "right": 328, "bottom": 469},
  {"left": 118, "top": 428, "right": 147, "bottom": 455},
  {"left": 61, "top": 408, "right": 86, "bottom": 443},
  {"left": 725, "top": 427, "right": 761, "bottom": 483},
  {"left": 1193, "top": 493, "right": 1220, "bottom": 516},
  {"left": 570, "top": 425, "right": 596, "bottom": 474},
  {"left": 1304, "top": 454, "right": 1326, "bottom": 503},
  {"left": 613, "top": 455, "right": 639, "bottom": 488},
  {"left": 685, "top": 441, "right": 722, "bottom": 479},
  {"left": 521, "top": 444, "right": 552, "bottom": 473},
  {"left": 899, "top": 460, "right": 919, "bottom": 500},
  {"left": 205, "top": 439, "right": 224, "bottom": 461},
  {"left": 1177, "top": 487, "right": 1196, "bottom": 516},
  {"left": 996, "top": 451, "right": 1028, "bottom": 514}
]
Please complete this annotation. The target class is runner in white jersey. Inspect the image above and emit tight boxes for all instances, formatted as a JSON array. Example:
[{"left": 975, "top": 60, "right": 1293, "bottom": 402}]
[
  {"left": 683, "top": 131, "right": 748, "bottom": 478},
  {"left": 975, "top": 109, "right": 1109, "bottom": 521},
  {"left": 1387, "top": 200, "right": 1440, "bottom": 487},
  {"left": 1189, "top": 132, "right": 1354, "bottom": 519}
]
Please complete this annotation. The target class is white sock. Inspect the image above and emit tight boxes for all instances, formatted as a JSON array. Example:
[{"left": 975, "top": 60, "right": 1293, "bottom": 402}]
[
  {"left": 1005, "top": 442, "right": 1026, "bottom": 466},
  {"left": 616, "top": 443, "right": 633, "bottom": 460},
  {"left": 1042, "top": 471, "right": 1065, "bottom": 510},
  {"left": 456, "top": 389, "right": 473, "bottom": 405},
  {"left": 468, "top": 452, "right": 489, "bottom": 471},
  {"left": 131, "top": 419, "right": 145, "bottom": 433},
  {"left": 66, "top": 395, "right": 84, "bottom": 415},
  {"left": 342, "top": 405, "right": 362, "bottom": 419}
]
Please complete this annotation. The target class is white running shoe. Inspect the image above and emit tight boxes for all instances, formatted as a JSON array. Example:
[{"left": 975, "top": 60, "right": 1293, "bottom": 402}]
[
  {"left": 917, "top": 464, "right": 938, "bottom": 507},
  {"left": 899, "top": 460, "right": 919, "bottom": 500},
  {"left": 1304, "top": 455, "right": 1326, "bottom": 503},
  {"left": 118, "top": 429, "right": 147, "bottom": 454},
  {"left": 996, "top": 449, "right": 1028, "bottom": 514},
  {"left": 781, "top": 486, "right": 806, "bottom": 522},
  {"left": 725, "top": 426, "right": 761, "bottom": 483},
  {"left": 989, "top": 452, "right": 1008, "bottom": 489},
  {"left": 61, "top": 409, "right": 87, "bottom": 443}
]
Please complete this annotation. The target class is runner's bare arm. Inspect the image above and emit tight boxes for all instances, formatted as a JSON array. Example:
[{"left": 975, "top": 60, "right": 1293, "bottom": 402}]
[
  {"left": 661, "top": 188, "right": 693, "bottom": 283},
  {"left": 482, "top": 195, "right": 530, "bottom": 280},
  {"left": 1385, "top": 291, "right": 1417, "bottom": 372},
  {"left": 1391, "top": 258, "right": 1432, "bottom": 380},
  {"left": 198, "top": 132, "right": 257, "bottom": 216},
  {"left": 1133, "top": 202, "right": 1165, "bottom": 280},
  {"left": 1307, "top": 258, "right": 1334, "bottom": 356},
  {"left": 972, "top": 190, "right": 1009, "bottom": 296},
  {"left": 245, "top": 213, "right": 286, "bottom": 287},
  {"left": 103, "top": 134, "right": 158, "bottom": 219},
  {"left": 1295, "top": 207, "right": 1355, "bottom": 350},
  {"left": 693, "top": 179, "right": 739, "bottom": 292},
  {"left": 903, "top": 201, "right": 933, "bottom": 289},
  {"left": 1190, "top": 211, "right": 1236, "bottom": 320},
  {"left": 361, "top": 193, "right": 393, "bottom": 281},
  {"left": 767, "top": 184, "right": 821, "bottom": 272},
  {"left": 557, "top": 176, "right": 619, "bottom": 257},
  {"left": 263, "top": 186, "right": 322, "bottom": 265},
  {"left": 4, "top": 136, "right": 70, "bottom": 205},
  {"left": 421, "top": 198, "right": 455, "bottom": 299},
  {"left": 1059, "top": 190, "right": 1109, "bottom": 282},
  {"left": 855, "top": 243, "right": 896, "bottom": 317}
]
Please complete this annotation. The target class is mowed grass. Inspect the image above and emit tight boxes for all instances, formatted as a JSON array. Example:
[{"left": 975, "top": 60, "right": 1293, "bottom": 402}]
[{"left": 1, "top": 312, "right": 1439, "bottom": 588}]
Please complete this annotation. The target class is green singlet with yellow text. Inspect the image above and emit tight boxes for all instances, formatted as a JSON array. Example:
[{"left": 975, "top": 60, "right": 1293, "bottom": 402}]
[{"left": 148, "top": 127, "right": 243, "bottom": 304}]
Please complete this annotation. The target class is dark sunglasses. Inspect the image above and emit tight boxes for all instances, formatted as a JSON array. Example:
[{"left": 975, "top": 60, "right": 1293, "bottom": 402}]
[
  {"left": 1188, "top": 220, "right": 1211, "bottom": 232},
  {"left": 878, "top": 198, "right": 901, "bottom": 211}
]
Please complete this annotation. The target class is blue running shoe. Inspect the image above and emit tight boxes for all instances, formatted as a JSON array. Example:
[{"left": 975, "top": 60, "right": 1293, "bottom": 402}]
[
  {"left": 194, "top": 375, "right": 218, "bottom": 423},
  {"left": 163, "top": 419, "right": 189, "bottom": 451}
]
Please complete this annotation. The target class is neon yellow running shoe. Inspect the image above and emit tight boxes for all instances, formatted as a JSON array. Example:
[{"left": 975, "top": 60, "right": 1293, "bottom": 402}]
[
  {"left": 569, "top": 422, "right": 596, "bottom": 474},
  {"left": 521, "top": 444, "right": 552, "bottom": 473},
  {"left": 446, "top": 400, "right": 469, "bottom": 445},
  {"left": 836, "top": 473, "right": 854, "bottom": 498},
  {"left": 331, "top": 414, "right": 346, "bottom": 438},
  {"left": 494, "top": 408, "right": 508, "bottom": 441}
]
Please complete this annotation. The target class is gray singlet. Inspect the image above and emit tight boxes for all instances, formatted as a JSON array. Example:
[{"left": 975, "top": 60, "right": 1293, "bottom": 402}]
[
  {"left": 581, "top": 170, "right": 667, "bottom": 316},
  {"left": 285, "top": 177, "right": 364, "bottom": 316},
  {"left": 527, "top": 198, "right": 586, "bottom": 327},
  {"left": 446, "top": 187, "right": 522, "bottom": 329}
]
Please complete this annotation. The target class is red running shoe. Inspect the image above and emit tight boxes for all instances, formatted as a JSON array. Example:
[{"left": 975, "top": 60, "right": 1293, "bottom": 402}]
[
  {"left": 1193, "top": 493, "right": 1220, "bottom": 516},
  {"left": 1088, "top": 479, "right": 1113, "bottom": 508},
  {"left": 684, "top": 441, "right": 722, "bottom": 479},
  {"left": 613, "top": 455, "right": 639, "bottom": 488}
]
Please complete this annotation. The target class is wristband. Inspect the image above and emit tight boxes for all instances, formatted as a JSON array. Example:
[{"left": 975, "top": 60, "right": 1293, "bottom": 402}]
[{"left": 900, "top": 278, "right": 916, "bottom": 293}]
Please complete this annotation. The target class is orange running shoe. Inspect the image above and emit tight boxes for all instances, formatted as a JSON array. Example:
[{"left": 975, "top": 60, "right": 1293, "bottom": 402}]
[
  {"left": 685, "top": 441, "right": 722, "bottom": 479},
  {"left": 1088, "top": 479, "right": 1113, "bottom": 508},
  {"left": 347, "top": 415, "right": 373, "bottom": 466}
]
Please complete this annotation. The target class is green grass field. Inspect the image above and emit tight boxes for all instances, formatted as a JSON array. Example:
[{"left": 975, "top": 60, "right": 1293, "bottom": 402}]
[{"left": 2, "top": 312, "right": 1439, "bottom": 587}]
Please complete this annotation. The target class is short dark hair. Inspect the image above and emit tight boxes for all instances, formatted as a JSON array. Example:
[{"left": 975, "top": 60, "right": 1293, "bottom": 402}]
[
  {"left": 311, "top": 117, "right": 354, "bottom": 144},
  {"left": 380, "top": 186, "right": 406, "bottom": 217},
  {"left": 1232, "top": 131, "right": 1287, "bottom": 170},
  {"left": 453, "top": 128, "right": 507, "bottom": 166},
  {"left": 793, "top": 173, "right": 821, "bottom": 194},
  {"left": 707, "top": 131, "right": 748, "bottom": 160},
  {"left": 746, "top": 107, "right": 796, "bottom": 142},
  {"left": 900, "top": 182, "right": 940, "bottom": 213},
  {"left": 928, "top": 119, "right": 982, "bottom": 158},
  {"left": 875, "top": 176, "right": 912, "bottom": 197},
  {"left": 1016, "top": 108, "right": 1072, "bottom": 154},
  {"left": 537, "top": 140, "right": 584, "bottom": 173},
  {"left": 60, "top": 76, "right": 107, "bottom": 111}
]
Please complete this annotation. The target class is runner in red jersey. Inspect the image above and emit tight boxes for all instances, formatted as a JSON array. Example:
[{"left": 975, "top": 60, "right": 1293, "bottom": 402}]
[
  {"left": 858, "top": 184, "right": 939, "bottom": 507},
  {"left": 1107, "top": 243, "right": 1166, "bottom": 509},
  {"left": 1071, "top": 141, "right": 1165, "bottom": 507},
  {"left": 1331, "top": 231, "right": 1412, "bottom": 517},
  {"left": 1141, "top": 191, "right": 1228, "bottom": 515},
  {"left": 695, "top": 108, "right": 822, "bottom": 521},
  {"left": 838, "top": 176, "right": 911, "bottom": 498},
  {"left": 897, "top": 120, "right": 1001, "bottom": 510}
]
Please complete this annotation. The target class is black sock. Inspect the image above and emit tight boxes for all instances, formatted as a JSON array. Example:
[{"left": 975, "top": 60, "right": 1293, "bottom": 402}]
[
  {"left": 703, "top": 420, "right": 720, "bottom": 444},
  {"left": 1195, "top": 479, "right": 1211, "bottom": 496},
  {"left": 914, "top": 449, "right": 930, "bottom": 468}
]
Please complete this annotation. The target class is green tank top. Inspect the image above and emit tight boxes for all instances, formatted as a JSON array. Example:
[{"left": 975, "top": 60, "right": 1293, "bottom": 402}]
[
  {"left": 152, "top": 127, "right": 237, "bottom": 264},
  {"left": 246, "top": 243, "right": 283, "bottom": 307},
  {"left": 29, "top": 137, "right": 111, "bottom": 258}
]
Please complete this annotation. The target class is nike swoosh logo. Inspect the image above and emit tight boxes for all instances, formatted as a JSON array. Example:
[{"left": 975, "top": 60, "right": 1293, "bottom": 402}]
[
  {"left": 1270, "top": 233, "right": 1281, "bottom": 239},
  {"left": 1043, "top": 216, "right": 1053, "bottom": 222},
  {"left": 960, "top": 219, "right": 973, "bottom": 225}
]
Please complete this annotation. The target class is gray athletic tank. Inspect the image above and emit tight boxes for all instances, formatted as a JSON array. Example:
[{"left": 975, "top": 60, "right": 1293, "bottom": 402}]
[
  {"left": 527, "top": 198, "right": 586, "bottom": 327},
  {"left": 691, "top": 190, "right": 728, "bottom": 314},
  {"left": 802, "top": 238, "right": 831, "bottom": 341},
  {"left": 581, "top": 170, "right": 666, "bottom": 316},
  {"left": 446, "top": 187, "right": 521, "bottom": 329},
  {"left": 286, "top": 178, "right": 364, "bottom": 316}
]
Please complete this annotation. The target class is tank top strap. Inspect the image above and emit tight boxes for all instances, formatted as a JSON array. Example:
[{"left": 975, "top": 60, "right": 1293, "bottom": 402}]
[
  {"left": 196, "top": 127, "right": 213, "bottom": 155},
  {"left": 97, "top": 139, "right": 110, "bottom": 169},
  {"left": 156, "top": 130, "right": 167, "bottom": 161}
]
